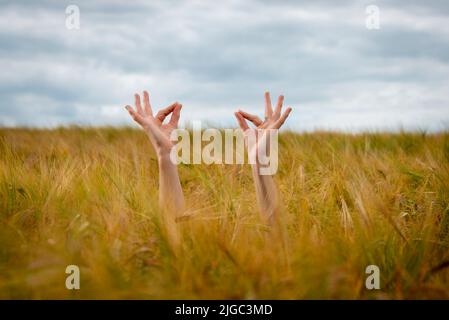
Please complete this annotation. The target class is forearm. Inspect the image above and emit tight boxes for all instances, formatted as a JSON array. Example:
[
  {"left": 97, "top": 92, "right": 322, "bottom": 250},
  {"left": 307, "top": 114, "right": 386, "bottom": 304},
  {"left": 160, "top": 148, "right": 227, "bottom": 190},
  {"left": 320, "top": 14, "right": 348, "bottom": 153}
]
[
  {"left": 248, "top": 130, "right": 281, "bottom": 223},
  {"left": 251, "top": 163, "right": 280, "bottom": 224},
  {"left": 234, "top": 91, "right": 292, "bottom": 224},
  {"left": 125, "top": 91, "right": 185, "bottom": 216},
  {"left": 158, "top": 153, "right": 185, "bottom": 215}
]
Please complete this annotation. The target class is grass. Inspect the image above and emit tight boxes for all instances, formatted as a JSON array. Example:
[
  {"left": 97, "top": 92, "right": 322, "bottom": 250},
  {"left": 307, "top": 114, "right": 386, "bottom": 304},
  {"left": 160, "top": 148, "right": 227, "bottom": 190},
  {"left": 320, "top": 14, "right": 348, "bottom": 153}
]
[{"left": 0, "top": 127, "right": 448, "bottom": 299}]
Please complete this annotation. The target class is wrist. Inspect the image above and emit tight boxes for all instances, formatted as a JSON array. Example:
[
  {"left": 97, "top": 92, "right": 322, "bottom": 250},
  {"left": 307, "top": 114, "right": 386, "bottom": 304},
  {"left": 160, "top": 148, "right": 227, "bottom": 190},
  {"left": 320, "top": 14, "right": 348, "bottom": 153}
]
[{"left": 157, "top": 151, "right": 174, "bottom": 163}]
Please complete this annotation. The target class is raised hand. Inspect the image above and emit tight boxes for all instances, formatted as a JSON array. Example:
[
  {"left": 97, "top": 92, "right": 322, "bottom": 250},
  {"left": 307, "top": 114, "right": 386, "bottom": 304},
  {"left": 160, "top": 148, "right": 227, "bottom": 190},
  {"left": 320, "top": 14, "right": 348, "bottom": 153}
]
[
  {"left": 125, "top": 91, "right": 182, "bottom": 156},
  {"left": 234, "top": 91, "right": 292, "bottom": 160},
  {"left": 124, "top": 90, "right": 185, "bottom": 217},
  {"left": 234, "top": 92, "right": 292, "bottom": 132},
  {"left": 233, "top": 91, "right": 293, "bottom": 224}
]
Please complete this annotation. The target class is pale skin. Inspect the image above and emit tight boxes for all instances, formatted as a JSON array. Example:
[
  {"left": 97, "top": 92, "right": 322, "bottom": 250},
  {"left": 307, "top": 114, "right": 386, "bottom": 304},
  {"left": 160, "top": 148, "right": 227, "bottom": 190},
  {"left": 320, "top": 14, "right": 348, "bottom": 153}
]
[
  {"left": 125, "top": 91, "right": 185, "bottom": 214},
  {"left": 125, "top": 90, "right": 292, "bottom": 224},
  {"left": 234, "top": 92, "right": 292, "bottom": 224}
]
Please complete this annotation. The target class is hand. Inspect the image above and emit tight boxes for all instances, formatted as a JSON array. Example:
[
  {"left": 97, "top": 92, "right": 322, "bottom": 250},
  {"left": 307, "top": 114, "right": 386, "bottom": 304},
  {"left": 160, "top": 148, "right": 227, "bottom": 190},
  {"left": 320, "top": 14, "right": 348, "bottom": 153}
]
[
  {"left": 125, "top": 91, "right": 182, "bottom": 157},
  {"left": 234, "top": 91, "right": 292, "bottom": 153},
  {"left": 234, "top": 92, "right": 291, "bottom": 223}
]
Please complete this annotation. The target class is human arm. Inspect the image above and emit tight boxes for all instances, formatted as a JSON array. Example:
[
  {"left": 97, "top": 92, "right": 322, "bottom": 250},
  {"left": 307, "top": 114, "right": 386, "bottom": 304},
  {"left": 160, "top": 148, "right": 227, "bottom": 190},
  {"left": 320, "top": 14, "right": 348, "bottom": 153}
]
[
  {"left": 234, "top": 92, "right": 292, "bottom": 224},
  {"left": 125, "top": 91, "right": 185, "bottom": 214}
]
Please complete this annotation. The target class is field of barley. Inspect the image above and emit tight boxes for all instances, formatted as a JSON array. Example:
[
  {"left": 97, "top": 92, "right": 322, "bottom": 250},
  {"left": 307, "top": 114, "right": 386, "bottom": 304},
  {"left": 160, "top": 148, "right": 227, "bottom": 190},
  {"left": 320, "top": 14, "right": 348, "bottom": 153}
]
[{"left": 0, "top": 127, "right": 448, "bottom": 299}]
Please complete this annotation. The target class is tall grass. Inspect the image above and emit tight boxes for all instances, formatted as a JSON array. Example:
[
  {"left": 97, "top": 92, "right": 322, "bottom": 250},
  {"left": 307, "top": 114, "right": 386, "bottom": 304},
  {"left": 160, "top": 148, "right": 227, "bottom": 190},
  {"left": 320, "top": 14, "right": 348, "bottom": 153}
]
[{"left": 0, "top": 127, "right": 448, "bottom": 299}]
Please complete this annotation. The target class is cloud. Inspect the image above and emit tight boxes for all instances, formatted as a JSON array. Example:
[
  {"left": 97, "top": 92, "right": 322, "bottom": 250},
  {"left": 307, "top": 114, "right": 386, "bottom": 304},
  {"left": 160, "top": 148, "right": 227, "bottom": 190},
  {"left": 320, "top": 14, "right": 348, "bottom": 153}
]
[{"left": 0, "top": 0, "right": 448, "bottom": 131}]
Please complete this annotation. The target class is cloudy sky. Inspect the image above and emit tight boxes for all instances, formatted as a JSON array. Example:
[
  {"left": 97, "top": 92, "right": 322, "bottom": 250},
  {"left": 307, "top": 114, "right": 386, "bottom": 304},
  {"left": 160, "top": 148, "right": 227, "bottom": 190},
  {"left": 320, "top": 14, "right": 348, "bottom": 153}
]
[{"left": 1, "top": 0, "right": 448, "bottom": 131}]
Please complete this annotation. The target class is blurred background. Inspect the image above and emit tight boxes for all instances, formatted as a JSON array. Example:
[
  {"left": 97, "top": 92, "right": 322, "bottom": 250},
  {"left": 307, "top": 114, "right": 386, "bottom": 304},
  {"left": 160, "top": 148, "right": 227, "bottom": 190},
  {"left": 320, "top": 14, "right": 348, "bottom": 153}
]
[{"left": 0, "top": 0, "right": 448, "bottom": 131}]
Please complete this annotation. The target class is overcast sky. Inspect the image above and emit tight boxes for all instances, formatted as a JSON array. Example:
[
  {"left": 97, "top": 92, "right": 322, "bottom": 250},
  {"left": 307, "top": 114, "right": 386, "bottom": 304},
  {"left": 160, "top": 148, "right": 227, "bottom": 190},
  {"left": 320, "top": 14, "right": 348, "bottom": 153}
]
[{"left": 1, "top": 0, "right": 449, "bottom": 131}]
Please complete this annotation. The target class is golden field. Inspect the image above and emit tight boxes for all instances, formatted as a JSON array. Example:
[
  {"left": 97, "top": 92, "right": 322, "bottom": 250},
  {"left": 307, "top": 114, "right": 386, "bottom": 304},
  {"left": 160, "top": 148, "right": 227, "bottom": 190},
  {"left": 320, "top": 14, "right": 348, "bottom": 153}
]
[{"left": 0, "top": 127, "right": 448, "bottom": 299}]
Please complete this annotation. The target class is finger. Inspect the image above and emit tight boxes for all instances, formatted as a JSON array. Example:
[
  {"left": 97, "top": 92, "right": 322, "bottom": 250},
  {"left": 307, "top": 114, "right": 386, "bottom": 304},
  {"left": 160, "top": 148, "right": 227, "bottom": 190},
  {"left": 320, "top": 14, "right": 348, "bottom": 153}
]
[
  {"left": 264, "top": 91, "right": 273, "bottom": 118},
  {"left": 273, "top": 107, "right": 292, "bottom": 129},
  {"left": 125, "top": 105, "right": 145, "bottom": 126},
  {"left": 238, "top": 110, "right": 262, "bottom": 126},
  {"left": 134, "top": 94, "right": 144, "bottom": 115},
  {"left": 143, "top": 91, "right": 153, "bottom": 116},
  {"left": 169, "top": 104, "right": 182, "bottom": 126},
  {"left": 156, "top": 102, "right": 178, "bottom": 122},
  {"left": 234, "top": 112, "right": 249, "bottom": 131},
  {"left": 274, "top": 95, "right": 284, "bottom": 117}
]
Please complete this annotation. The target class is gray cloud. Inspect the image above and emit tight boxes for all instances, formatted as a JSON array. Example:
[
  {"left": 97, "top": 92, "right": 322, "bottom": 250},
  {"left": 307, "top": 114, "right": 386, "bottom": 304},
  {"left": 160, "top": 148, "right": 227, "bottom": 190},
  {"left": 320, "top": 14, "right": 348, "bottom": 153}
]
[{"left": 0, "top": 0, "right": 448, "bottom": 131}]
